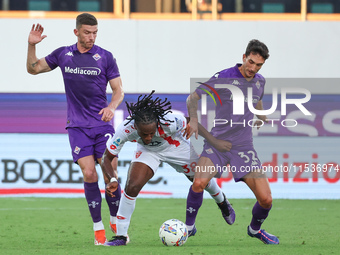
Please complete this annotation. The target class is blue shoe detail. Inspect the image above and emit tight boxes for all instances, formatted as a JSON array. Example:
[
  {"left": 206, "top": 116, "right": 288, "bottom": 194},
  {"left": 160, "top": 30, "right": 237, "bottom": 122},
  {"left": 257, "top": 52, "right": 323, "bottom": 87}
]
[
  {"left": 188, "top": 225, "right": 197, "bottom": 237},
  {"left": 104, "top": 236, "right": 127, "bottom": 246},
  {"left": 247, "top": 226, "right": 279, "bottom": 245},
  {"left": 217, "top": 193, "right": 236, "bottom": 225}
]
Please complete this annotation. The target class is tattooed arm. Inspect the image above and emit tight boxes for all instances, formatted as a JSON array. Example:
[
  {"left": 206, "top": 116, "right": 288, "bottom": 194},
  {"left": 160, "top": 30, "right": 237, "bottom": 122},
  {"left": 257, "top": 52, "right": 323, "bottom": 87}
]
[{"left": 27, "top": 24, "right": 51, "bottom": 74}]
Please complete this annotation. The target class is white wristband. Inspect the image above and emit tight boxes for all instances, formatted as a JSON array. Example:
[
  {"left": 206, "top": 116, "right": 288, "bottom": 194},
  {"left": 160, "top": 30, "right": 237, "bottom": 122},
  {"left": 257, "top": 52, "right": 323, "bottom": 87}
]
[{"left": 110, "top": 177, "right": 118, "bottom": 183}]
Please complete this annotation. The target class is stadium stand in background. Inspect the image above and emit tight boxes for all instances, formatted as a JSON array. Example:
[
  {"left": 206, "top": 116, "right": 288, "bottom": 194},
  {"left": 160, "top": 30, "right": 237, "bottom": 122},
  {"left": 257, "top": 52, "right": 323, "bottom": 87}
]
[{"left": 0, "top": 0, "right": 340, "bottom": 21}]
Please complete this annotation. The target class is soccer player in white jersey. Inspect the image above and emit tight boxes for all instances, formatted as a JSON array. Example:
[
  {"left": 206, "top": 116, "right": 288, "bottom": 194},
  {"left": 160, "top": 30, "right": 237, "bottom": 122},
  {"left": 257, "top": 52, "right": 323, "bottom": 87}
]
[{"left": 100, "top": 91, "right": 235, "bottom": 246}]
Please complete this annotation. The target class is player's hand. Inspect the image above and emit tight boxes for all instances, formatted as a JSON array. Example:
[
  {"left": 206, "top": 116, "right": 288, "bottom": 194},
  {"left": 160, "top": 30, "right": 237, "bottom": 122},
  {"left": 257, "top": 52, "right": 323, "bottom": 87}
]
[
  {"left": 105, "top": 181, "right": 118, "bottom": 198},
  {"left": 99, "top": 107, "right": 114, "bottom": 122},
  {"left": 186, "top": 121, "right": 198, "bottom": 139},
  {"left": 182, "top": 123, "right": 191, "bottom": 139},
  {"left": 28, "top": 24, "right": 47, "bottom": 46},
  {"left": 211, "top": 138, "right": 232, "bottom": 152},
  {"left": 253, "top": 119, "right": 268, "bottom": 130}
]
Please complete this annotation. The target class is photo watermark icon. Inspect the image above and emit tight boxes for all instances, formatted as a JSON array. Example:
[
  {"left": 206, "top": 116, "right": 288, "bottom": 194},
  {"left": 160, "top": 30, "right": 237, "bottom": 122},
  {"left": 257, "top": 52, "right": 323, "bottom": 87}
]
[{"left": 197, "top": 79, "right": 312, "bottom": 129}]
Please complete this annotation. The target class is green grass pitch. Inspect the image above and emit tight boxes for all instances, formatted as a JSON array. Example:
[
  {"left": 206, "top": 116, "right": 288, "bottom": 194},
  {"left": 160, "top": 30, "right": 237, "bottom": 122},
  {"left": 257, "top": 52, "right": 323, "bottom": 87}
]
[{"left": 0, "top": 197, "right": 339, "bottom": 255}]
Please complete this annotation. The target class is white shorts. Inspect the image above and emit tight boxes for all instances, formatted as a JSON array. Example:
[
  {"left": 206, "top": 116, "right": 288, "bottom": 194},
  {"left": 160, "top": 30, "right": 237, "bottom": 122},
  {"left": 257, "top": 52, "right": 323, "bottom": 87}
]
[{"left": 131, "top": 140, "right": 199, "bottom": 177}]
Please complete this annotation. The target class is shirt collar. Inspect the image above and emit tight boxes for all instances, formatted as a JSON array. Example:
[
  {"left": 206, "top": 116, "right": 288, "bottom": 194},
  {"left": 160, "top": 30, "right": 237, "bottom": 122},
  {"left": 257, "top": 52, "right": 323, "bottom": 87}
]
[{"left": 71, "top": 43, "right": 97, "bottom": 54}]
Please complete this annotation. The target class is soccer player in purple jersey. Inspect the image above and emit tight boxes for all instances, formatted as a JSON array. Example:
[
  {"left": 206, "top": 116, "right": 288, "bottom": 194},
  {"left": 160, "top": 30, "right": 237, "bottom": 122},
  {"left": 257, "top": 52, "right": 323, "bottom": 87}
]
[
  {"left": 185, "top": 39, "right": 279, "bottom": 244},
  {"left": 26, "top": 13, "right": 124, "bottom": 245}
]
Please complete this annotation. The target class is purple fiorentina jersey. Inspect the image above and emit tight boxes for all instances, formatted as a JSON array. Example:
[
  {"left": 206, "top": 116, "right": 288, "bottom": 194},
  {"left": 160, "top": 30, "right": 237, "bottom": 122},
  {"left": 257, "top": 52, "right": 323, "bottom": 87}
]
[
  {"left": 45, "top": 43, "right": 120, "bottom": 128},
  {"left": 195, "top": 64, "right": 265, "bottom": 146}
]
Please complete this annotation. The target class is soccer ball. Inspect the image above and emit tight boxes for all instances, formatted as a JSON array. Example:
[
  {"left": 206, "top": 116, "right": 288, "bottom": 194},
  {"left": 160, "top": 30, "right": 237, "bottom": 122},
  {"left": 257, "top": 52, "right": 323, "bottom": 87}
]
[{"left": 159, "top": 219, "right": 188, "bottom": 246}]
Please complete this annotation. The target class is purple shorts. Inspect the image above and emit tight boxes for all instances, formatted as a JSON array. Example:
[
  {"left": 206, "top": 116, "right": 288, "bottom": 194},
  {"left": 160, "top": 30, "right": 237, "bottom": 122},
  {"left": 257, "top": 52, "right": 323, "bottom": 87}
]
[
  {"left": 67, "top": 125, "right": 115, "bottom": 163},
  {"left": 200, "top": 141, "right": 262, "bottom": 182}
]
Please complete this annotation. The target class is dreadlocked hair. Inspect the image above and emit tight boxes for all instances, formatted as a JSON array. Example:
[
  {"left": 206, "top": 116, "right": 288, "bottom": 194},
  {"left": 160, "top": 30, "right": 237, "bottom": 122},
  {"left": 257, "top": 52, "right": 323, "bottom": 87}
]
[{"left": 125, "top": 90, "right": 173, "bottom": 126}]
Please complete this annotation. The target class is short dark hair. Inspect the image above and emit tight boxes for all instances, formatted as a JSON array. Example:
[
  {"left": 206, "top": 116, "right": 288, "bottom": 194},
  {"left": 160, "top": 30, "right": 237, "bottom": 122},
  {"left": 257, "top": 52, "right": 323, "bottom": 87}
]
[
  {"left": 76, "top": 13, "right": 98, "bottom": 29},
  {"left": 245, "top": 39, "right": 270, "bottom": 60},
  {"left": 125, "top": 90, "right": 173, "bottom": 126}
]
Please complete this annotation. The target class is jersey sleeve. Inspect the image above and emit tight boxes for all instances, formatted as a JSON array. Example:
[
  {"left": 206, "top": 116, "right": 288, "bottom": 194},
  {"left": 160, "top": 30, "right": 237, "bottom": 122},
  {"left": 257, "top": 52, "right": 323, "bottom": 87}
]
[
  {"left": 106, "top": 121, "right": 129, "bottom": 156},
  {"left": 45, "top": 47, "right": 65, "bottom": 70},
  {"left": 106, "top": 52, "right": 120, "bottom": 81},
  {"left": 167, "top": 114, "right": 187, "bottom": 134}
]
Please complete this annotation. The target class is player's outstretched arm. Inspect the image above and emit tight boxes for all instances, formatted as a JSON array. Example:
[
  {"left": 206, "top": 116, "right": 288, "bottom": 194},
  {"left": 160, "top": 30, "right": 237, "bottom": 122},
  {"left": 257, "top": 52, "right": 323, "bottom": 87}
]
[
  {"left": 99, "top": 77, "right": 124, "bottom": 122},
  {"left": 27, "top": 24, "right": 51, "bottom": 75},
  {"left": 101, "top": 149, "right": 119, "bottom": 197}
]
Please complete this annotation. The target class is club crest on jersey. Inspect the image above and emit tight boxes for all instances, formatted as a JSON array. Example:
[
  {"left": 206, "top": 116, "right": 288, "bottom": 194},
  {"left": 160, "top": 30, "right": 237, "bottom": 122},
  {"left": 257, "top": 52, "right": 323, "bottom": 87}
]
[
  {"left": 135, "top": 151, "right": 142, "bottom": 158},
  {"left": 255, "top": 81, "right": 261, "bottom": 89},
  {"left": 93, "top": 53, "right": 101, "bottom": 61},
  {"left": 74, "top": 146, "right": 81, "bottom": 154}
]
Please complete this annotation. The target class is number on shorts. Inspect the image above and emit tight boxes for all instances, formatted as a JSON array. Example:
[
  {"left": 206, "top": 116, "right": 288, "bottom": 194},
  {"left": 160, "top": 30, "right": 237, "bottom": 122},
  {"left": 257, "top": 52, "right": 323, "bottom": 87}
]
[
  {"left": 105, "top": 133, "right": 115, "bottom": 141},
  {"left": 182, "top": 162, "right": 197, "bottom": 174},
  {"left": 238, "top": 151, "right": 258, "bottom": 163}
]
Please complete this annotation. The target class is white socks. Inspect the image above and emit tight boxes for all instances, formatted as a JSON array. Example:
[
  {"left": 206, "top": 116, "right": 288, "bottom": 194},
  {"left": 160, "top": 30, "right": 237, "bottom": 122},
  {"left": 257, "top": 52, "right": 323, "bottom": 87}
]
[
  {"left": 204, "top": 178, "right": 224, "bottom": 203},
  {"left": 248, "top": 225, "right": 260, "bottom": 235},
  {"left": 110, "top": 216, "right": 116, "bottom": 225},
  {"left": 93, "top": 221, "right": 105, "bottom": 231},
  {"left": 116, "top": 192, "right": 136, "bottom": 237}
]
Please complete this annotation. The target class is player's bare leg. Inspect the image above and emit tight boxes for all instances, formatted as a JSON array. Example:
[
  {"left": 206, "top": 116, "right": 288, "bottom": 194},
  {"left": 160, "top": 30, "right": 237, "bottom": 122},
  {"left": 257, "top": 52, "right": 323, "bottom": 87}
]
[
  {"left": 243, "top": 170, "right": 279, "bottom": 244},
  {"left": 105, "top": 162, "right": 154, "bottom": 246}
]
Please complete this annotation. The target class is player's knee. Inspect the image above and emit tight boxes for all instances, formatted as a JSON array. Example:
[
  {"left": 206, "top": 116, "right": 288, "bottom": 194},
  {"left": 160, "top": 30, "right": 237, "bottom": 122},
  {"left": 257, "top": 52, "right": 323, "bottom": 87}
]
[
  {"left": 258, "top": 195, "right": 273, "bottom": 209},
  {"left": 82, "top": 169, "right": 98, "bottom": 182},
  {"left": 192, "top": 179, "right": 207, "bottom": 193},
  {"left": 125, "top": 184, "right": 142, "bottom": 197}
]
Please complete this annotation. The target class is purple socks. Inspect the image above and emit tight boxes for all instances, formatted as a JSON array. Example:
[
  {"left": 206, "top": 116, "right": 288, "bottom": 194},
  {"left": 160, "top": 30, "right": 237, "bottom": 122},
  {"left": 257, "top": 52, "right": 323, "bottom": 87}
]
[
  {"left": 186, "top": 186, "right": 204, "bottom": 226},
  {"left": 250, "top": 201, "right": 272, "bottom": 231},
  {"left": 105, "top": 183, "right": 121, "bottom": 217},
  {"left": 84, "top": 182, "right": 102, "bottom": 223}
]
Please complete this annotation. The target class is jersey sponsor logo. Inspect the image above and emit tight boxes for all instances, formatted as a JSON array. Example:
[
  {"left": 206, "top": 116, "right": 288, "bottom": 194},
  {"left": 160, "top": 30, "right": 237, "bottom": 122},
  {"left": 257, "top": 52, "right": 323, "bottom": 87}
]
[
  {"left": 230, "top": 93, "right": 259, "bottom": 104},
  {"left": 74, "top": 146, "right": 81, "bottom": 154},
  {"left": 92, "top": 53, "right": 101, "bottom": 61},
  {"left": 135, "top": 151, "right": 142, "bottom": 158},
  {"left": 65, "top": 51, "right": 73, "bottom": 57},
  {"left": 64, "top": 66, "right": 101, "bottom": 75}
]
